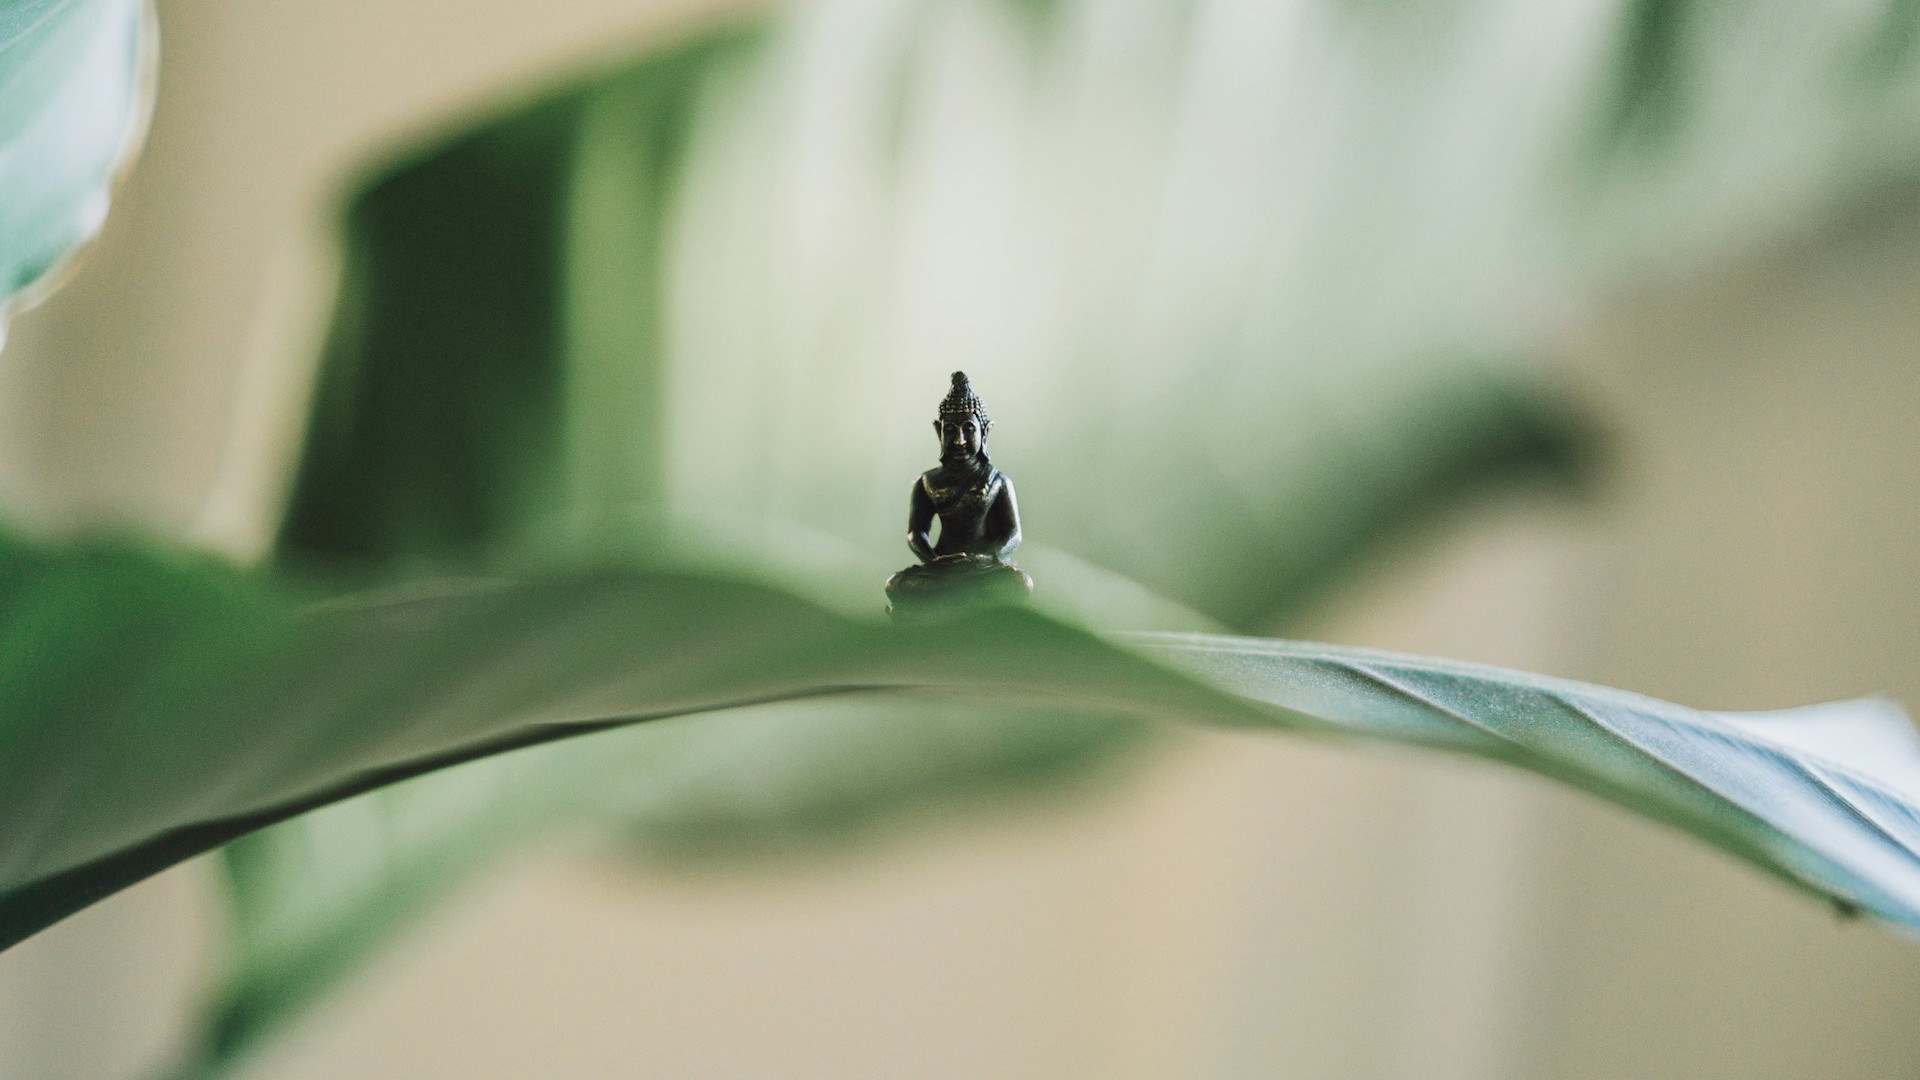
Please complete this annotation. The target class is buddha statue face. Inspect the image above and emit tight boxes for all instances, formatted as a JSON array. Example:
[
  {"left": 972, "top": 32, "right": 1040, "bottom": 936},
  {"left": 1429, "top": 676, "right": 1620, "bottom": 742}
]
[{"left": 936, "top": 414, "right": 986, "bottom": 465}]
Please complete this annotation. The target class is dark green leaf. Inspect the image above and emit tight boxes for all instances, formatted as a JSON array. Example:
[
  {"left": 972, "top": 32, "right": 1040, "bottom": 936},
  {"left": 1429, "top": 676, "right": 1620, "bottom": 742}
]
[{"left": 1601, "top": 0, "right": 1697, "bottom": 152}]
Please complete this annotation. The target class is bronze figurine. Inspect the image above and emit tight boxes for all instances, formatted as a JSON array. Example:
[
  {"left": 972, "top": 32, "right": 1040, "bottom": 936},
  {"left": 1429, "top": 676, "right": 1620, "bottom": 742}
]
[{"left": 885, "top": 371, "right": 1033, "bottom": 619}]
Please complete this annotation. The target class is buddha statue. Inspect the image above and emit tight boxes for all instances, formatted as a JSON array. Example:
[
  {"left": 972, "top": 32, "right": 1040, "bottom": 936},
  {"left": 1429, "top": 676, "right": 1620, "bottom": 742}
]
[{"left": 885, "top": 371, "right": 1034, "bottom": 619}]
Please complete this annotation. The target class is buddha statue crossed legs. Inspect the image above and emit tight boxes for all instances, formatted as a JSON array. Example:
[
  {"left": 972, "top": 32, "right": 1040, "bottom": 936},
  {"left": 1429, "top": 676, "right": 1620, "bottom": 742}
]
[{"left": 885, "top": 372, "right": 1034, "bottom": 619}]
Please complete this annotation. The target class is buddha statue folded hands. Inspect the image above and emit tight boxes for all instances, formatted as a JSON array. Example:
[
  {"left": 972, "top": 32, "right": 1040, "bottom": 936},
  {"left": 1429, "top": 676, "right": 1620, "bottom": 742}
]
[{"left": 885, "top": 371, "right": 1034, "bottom": 620}]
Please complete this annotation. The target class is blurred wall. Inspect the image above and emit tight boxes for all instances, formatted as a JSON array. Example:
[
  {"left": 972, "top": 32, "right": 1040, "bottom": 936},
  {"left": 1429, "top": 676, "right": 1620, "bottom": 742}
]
[
  {"left": 3, "top": 2, "right": 1920, "bottom": 1079},
  {"left": 1509, "top": 200, "right": 1920, "bottom": 1080}
]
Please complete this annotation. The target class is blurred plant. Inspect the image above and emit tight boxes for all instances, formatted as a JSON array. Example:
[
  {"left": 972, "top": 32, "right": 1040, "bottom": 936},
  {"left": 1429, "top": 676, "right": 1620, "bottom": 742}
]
[
  {"left": 0, "top": 0, "right": 151, "bottom": 332},
  {"left": 4, "top": 1, "right": 1920, "bottom": 1078}
]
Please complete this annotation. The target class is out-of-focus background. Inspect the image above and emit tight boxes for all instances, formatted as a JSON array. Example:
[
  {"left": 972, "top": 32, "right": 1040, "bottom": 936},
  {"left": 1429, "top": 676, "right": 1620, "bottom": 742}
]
[{"left": 4, "top": 0, "right": 1920, "bottom": 1077}]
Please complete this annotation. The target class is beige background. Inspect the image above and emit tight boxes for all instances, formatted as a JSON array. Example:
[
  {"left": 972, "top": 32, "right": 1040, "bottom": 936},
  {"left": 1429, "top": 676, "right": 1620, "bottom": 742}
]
[{"left": 3, "top": 1, "right": 1920, "bottom": 1078}]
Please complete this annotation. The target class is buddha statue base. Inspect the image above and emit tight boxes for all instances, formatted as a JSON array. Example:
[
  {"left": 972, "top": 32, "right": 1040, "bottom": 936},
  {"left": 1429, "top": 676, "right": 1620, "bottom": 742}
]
[{"left": 885, "top": 554, "right": 1033, "bottom": 622}]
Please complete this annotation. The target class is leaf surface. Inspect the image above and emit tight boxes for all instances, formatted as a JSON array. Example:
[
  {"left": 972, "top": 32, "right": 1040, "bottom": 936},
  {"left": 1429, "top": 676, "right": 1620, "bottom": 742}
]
[
  {"left": 0, "top": 539, "right": 1908, "bottom": 1077},
  {"left": 0, "top": 0, "right": 151, "bottom": 324},
  {"left": 10, "top": 537, "right": 1920, "bottom": 945}
]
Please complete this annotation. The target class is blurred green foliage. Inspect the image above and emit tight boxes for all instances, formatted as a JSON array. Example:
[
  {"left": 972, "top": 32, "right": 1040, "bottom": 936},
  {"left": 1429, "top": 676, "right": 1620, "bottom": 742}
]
[{"left": 0, "top": 0, "right": 148, "bottom": 313}]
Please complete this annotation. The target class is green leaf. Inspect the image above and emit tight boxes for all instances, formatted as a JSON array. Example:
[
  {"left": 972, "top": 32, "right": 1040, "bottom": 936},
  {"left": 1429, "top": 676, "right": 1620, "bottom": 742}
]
[
  {"left": 0, "top": 537, "right": 1909, "bottom": 1078},
  {"left": 0, "top": 0, "right": 152, "bottom": 323},
  {"left": 0, "top": 543, "right": 1220, "bottom": 956},
  {"left": 1602, "top": 0, "right": 1696, "bottom": 152}
]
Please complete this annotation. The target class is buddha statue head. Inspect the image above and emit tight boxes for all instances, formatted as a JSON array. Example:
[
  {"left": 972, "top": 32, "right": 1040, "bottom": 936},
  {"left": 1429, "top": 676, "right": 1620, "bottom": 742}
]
[{"left": 935, "top": 370, "right": 992, "bottom": 467}]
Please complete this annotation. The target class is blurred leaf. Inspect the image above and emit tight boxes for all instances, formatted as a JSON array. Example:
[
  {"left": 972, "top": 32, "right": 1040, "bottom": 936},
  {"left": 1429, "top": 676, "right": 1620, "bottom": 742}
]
[
  {"left": 0, "top": 0, "right": 152, "bottom": 326},
  {"left": 1601, "top": 0, "right": 1697, "bottom": 152},
  {"left": 274, "top": 0, "right": 1920, "bottom": 611},
  {"left": 278, "top": 29, "right": 765, "bottom": 572},
  {"left": 275, "top": 6, "right": 1596, "bottom": 623},
  {"left": 1856, "top": 0, "right": 1920, "bottom": 84}
]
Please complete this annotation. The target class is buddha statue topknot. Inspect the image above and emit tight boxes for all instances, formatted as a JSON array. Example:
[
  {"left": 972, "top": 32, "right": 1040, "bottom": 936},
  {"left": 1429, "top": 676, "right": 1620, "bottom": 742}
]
[{"left": 885, "top": 371, "right": 1034, "bottom": 620}]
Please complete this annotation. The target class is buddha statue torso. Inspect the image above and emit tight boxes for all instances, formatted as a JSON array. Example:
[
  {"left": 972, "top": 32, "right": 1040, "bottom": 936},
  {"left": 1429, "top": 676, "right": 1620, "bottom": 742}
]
[{"left": 919, "top": 464, "right": 1008, "bottom": 558}]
